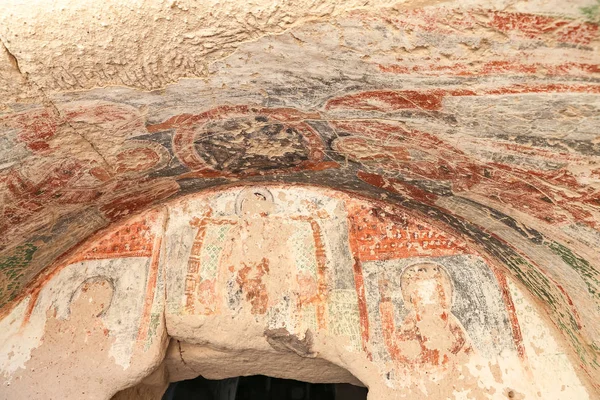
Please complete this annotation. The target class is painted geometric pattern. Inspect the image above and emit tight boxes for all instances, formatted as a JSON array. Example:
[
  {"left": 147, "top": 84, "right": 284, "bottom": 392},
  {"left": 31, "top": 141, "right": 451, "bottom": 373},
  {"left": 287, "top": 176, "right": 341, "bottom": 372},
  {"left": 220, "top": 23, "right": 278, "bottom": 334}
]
[
  {"left": 199, "top": 224, "right": 232, "bottom": 281},
  {"left": 291, "top": 223, "right": 317, "bottom": 276},
  {"left": 328, "top": 290, "right": 362, "bottom": 351},
  {"left": 346, "top": 202, "right": 471, "bottom": 261}
]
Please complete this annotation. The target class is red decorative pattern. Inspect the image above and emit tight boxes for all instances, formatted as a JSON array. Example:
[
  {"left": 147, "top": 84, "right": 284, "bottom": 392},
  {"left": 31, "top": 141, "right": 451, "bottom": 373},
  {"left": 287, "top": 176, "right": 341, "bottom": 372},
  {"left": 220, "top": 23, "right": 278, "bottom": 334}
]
[
  {"left": 67, "top": 210, "right": 161, "bottom": 263},
  {"left": 347, "top": 201, "right": 471, "bottom": 263}
]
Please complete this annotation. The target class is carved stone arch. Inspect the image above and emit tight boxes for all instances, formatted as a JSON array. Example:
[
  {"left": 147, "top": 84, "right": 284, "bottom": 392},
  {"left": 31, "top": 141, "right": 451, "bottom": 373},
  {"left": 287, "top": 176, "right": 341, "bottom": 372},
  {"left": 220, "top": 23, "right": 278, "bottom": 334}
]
[{"left": 1, "top": 185, "right": 595, "bottom": 399}]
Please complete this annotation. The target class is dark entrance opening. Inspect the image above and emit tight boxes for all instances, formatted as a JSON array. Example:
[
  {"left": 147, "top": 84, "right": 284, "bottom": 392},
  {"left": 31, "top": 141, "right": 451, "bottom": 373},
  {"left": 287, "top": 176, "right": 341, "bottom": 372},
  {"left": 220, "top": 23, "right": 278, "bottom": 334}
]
[{"left": 162, "top": 375, "right": 368, "bottom": 400}]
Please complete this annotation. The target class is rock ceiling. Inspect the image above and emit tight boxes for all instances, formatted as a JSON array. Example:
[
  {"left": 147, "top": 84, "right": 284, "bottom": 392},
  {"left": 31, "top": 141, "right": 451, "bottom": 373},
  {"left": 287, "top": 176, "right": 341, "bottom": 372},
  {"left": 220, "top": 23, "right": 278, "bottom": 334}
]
[{"left": 1, "top": 0, "right": 599, "bottom": 391}]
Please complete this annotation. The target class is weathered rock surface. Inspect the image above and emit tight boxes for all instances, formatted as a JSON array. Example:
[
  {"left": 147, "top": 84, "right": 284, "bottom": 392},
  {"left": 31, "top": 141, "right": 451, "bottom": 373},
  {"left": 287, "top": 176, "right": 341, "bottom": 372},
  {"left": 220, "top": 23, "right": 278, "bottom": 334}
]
[{"left": 0, "top": 0, "right": 599, "bottom": 398}]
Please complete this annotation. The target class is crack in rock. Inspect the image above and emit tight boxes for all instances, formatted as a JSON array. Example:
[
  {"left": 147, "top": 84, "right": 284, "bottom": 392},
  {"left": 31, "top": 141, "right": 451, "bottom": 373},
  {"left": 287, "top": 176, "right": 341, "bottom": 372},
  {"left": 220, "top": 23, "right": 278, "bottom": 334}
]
[{"left": 1, "top": 38, "right": 23, "bottom": 76}]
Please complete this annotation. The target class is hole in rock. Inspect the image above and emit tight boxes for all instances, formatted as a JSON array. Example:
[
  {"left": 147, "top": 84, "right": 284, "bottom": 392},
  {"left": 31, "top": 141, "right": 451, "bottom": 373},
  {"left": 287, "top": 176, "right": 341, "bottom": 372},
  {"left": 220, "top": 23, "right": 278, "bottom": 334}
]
[{"left": 162, "top": 375, "right": 368, "bottom": 400}]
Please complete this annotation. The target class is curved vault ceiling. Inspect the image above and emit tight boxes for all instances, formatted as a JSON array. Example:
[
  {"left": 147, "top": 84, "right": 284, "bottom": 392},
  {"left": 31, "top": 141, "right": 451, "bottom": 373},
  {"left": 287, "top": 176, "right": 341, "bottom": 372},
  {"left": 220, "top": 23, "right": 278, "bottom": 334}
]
[{"left": 0, "top": 0, "right": 599, "bottom": 392}]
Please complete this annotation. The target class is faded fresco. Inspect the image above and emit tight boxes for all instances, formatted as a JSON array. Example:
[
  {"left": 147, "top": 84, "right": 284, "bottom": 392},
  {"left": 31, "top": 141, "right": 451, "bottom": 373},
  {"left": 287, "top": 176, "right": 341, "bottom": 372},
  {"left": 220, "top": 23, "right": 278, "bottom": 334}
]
[
  {"left": 342, "top": 199, "right": 537, "bottom": 394},
  {"left": 0, "top": 185, "right": 593, "bottom": 398},
  {"left": 164, "top": 186, "right": 360, "bottom": 348},
  {"left": 2, "top": 93, "right": 599, "bottom": 389},
  {"left": 163, "top": 186, "right": 591, "bottom": 397},
  {"left": 0, "top": 209, "right": 168, "bottom": 399},
  {"left": 1, "top": 1, "right": 599, "bottom": 398},
  {"left": 1, "top": 7, "right": 599, "bottom": 394}
]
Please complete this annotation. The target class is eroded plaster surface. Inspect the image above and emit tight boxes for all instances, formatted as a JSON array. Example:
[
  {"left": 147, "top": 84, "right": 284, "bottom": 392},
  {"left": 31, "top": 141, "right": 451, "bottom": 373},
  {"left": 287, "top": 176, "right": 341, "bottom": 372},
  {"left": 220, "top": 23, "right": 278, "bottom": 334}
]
[{"left": 0, "top": 0, "right": 599, "bottom": 398}]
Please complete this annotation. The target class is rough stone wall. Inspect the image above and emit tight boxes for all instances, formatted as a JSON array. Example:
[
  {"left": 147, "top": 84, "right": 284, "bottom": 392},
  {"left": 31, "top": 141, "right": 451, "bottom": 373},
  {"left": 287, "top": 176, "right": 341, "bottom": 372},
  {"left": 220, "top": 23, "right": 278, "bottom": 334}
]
[{"left": 0, "top": 0, "right": 599, "bottom": 398}]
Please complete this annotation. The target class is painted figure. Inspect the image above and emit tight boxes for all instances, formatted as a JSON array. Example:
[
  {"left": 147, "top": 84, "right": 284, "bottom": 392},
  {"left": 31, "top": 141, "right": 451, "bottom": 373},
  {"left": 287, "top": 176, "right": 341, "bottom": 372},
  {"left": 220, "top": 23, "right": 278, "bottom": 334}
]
[
  {"left": 331, "top": 119, "right": 599, "bottom": 228},
  {"left": 0, "top": 101, "right": 178, "bottom": 248},
  {"left": 184, "top": 188, "right": 329, "bottom": 328},
  {"left": 378, "top": 262, "right": 472, "bottom": 369},
  {"left": 219, "top": 188, "right": 296, "bottom": 314},
  {"left": 147, "top": 106, "right": 335, "bottom": 178}
]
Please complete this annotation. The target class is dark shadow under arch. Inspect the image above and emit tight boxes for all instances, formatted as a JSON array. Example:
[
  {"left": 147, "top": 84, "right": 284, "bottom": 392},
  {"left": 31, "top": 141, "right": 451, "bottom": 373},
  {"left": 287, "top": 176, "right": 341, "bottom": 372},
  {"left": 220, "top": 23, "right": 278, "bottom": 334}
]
[
  {"left": 162, "top": 374, "right": 368, "bottom": 400},
  {"left": 112, "top": 338, "right": 369, "bottom": 400}
]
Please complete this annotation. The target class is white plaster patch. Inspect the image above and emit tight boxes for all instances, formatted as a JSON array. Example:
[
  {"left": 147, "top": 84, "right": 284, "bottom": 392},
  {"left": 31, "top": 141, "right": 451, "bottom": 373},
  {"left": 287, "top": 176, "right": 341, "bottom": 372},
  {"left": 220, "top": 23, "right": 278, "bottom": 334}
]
[
  {"left": 462, "top": 351, "right": 536, "bottom": 398},
  {"left": 0, "top": 296, "right": 33, "bottom": 378},
  {"left": 508, "top": 279, "right": 590, "bottom": 399}
]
